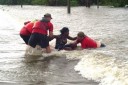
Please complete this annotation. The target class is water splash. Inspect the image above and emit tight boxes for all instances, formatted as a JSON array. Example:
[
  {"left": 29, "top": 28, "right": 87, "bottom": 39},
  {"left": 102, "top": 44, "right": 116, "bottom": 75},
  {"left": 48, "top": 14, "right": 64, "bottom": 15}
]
[{"left": 74, "top": 51, "right": 128, "bottom": 85}]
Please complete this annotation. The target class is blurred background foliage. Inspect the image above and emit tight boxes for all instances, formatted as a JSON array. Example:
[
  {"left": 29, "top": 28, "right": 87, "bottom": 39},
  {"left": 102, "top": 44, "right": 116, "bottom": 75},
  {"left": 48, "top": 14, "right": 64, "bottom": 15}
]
[{"left": 0, "top": 0, "right": 128, "bottom": 7}]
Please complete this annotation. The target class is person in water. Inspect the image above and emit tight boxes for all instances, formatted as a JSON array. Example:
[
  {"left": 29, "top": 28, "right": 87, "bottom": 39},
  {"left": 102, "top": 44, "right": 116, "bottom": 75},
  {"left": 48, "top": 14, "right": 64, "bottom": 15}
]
[
  {"left": 50, "top": 27, "right": 77, "bottom": 51},
  {"left": 71, "top": 32, "right": 106, "bottom": 49},
  {"left": 28, "top": 13, "right": 53, "bottom": 53},
  {"left": 20, "top": 19, "right": 38, "bottom": 44}
]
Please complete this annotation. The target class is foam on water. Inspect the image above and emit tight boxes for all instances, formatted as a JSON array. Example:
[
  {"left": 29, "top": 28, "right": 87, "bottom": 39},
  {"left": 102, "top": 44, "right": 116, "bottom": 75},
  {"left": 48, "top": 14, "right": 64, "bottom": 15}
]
[
  {"left": 25, "top": 42, "right": 128, "bottom": 85},
  {"left": 25, "top": 45, "right": 128, "bottom": 85},
  {"left": 74, "top": 50, "right": 128, "bottom": 85}
]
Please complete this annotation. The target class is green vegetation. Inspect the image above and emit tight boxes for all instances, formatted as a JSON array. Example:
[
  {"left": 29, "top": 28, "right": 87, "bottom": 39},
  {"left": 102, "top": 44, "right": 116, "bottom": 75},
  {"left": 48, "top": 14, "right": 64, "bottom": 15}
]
[
  {"left": 31, "top": 0, "right": 48, "bottom": 5},
  {"left": 0, "top": 0, "right": 128, "bottom": 7},
  {"left": 100, "top": 0, "right": 128, "bottom": 7}
]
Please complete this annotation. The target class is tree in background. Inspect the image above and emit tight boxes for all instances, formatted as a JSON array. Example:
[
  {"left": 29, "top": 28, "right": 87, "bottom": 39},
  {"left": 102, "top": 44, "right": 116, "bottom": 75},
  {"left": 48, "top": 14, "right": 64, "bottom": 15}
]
[
  {"left": 31, "top": 0, "right": 48, "bottom": 5},
  {"left": 47, "top": 0, "right": 78, "bottom": 6},
  {"left": 100, "top": 0, "right": 128, "bottom": 7},
  {"left": 0, "top": 0, "right": 128, "bottom": 7}
]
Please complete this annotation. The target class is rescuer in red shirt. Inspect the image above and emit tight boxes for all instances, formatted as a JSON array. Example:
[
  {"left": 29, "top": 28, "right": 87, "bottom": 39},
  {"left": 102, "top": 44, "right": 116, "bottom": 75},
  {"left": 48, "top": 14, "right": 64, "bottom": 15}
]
[
  {"left": 71, "top": 32, "right": 106, "bottom": 49},
  {"left": 20, "top": 20, "right": 37, "bottom": 44},
  {"left": 28, "top": 13, "right": 53, "bottom": 53}
]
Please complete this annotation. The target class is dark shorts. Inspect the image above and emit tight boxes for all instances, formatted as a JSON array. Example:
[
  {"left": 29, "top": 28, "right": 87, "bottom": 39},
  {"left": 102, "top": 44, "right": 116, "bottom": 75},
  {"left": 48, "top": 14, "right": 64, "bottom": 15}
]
[
  {"left": 64, "top": 43, "right": 77, "bottom": 49},
  {"left": 28, "top": 33, "right": 49, "bottom": 48},
  {"left": 20, "top": 34, "right": 30, "bottom": 44},
  {"left": 55, "top": 43, "right": 77, "bottom": 51},
  {"left": 55, "top": 43, "right": 65, "bottom": 50}
]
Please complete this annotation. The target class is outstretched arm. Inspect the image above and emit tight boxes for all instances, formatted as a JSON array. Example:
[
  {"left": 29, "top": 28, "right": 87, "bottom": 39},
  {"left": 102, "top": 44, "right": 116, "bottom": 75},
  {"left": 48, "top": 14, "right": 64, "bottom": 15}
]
[
  {"left": 48, "top": 35, "right": 58, "bottom": 41},
  {"left": 67, "top": 36, "right": 77, "bottom": 40},
  {"left": 72, "top": 40, "right": 79, "bottom": 45}
]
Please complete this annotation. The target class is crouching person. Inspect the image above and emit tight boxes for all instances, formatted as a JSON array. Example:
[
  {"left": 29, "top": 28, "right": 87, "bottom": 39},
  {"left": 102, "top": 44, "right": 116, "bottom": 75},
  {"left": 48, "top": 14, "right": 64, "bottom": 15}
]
[
  {"left": 28, "top": 13, "right": 53, "bottom": 53},
  {"left": 20, "top": 20, "right": 38, "bottom": 44}
]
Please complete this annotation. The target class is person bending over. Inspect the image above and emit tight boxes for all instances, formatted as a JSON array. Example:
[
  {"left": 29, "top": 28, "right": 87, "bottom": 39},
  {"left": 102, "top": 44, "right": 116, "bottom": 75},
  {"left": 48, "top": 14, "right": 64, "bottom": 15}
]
[
  {"left": 20, "top": 20, "right": 37, "bottom": 44},
  {"left": 71, "top": 32, "right": 106, "bottom": 49},
  {"left": 28, "top": 13, "right": 53, "bottom": 53}
]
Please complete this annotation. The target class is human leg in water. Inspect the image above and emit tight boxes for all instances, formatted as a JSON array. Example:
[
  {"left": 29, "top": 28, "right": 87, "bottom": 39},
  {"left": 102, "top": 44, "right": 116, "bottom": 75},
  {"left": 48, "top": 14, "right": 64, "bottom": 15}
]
[{"left": 100, "top": 43, "right": 106, "bottom": 47}]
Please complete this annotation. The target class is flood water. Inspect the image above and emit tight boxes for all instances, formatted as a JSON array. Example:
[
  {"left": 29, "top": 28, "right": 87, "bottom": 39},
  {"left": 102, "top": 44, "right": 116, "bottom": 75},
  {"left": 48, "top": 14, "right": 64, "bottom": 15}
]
[{"left": 0, "top": 5, "right": 128, "bottom": 85}]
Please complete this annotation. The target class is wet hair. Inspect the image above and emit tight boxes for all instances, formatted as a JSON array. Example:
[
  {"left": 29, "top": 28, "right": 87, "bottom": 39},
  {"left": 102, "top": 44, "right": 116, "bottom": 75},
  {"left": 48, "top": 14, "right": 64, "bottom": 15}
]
[
  {"left": 77, "top": 32, "right": 85, "bottom": 37},
  {"left": 60, "top": 27, "right": 69, "bottom": 34}
]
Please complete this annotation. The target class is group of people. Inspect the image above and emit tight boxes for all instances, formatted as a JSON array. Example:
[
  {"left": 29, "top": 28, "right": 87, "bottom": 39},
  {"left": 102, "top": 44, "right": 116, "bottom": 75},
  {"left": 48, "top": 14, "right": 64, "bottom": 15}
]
[{"left": 20, "top": 13, "right": 105, "bottom": 53}]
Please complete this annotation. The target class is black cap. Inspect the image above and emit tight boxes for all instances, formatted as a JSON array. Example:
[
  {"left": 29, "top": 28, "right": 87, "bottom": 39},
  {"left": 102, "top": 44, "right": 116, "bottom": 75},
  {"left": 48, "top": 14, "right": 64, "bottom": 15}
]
[{"left": 44, "top": 13, "right": 52, "bottom": 19}]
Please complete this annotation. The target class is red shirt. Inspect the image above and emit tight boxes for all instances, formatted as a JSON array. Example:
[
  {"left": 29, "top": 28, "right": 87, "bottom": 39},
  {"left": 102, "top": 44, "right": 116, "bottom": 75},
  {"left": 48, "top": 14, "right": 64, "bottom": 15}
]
[
  {"left": 20, "top": 22, "right": 34, "bottom": 36},
  {"left": 77, "top": 36, "right": 97, "bottom": 49},
  {"left": 32, "top": 21, "right": 53, "bottom": 35}
]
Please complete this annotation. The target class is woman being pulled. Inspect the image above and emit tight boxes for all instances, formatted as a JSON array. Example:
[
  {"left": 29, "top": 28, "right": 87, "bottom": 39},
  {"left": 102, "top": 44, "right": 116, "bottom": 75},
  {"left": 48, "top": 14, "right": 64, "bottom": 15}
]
[{"left": 50, "top": 27, "right": 77, "bottom": 51}]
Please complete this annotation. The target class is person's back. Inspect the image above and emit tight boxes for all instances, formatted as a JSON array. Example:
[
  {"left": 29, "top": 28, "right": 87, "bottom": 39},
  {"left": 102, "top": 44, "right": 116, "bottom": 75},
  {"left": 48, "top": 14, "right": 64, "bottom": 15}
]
[
  {"left": 28, "top": 13, "right": 53, "bottom": 53},
  {"left": 20, "top": 21, "right": 36, "bottom": 44},
  {"left": 20, "top": 20, "right": 37, "bottom": 36},
  {"left": 20, "top": 22, "right": 31, "bottom": 36},
  {"left": 79, "top": 36, "right": 97, "bottom": 49},
  {"left": 24, "top": 22, "right": 34, "bottom": 34}
]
